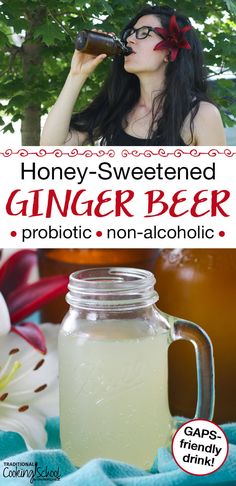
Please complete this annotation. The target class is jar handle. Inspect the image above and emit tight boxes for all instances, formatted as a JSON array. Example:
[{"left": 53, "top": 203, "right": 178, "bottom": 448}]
[{"left": 171, "top": 318, "right": 215, "bottom": 420}]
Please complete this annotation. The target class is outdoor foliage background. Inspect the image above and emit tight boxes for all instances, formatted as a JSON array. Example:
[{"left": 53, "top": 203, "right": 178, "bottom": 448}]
[{"left": 0, "top": 0, "right": 236, "bottom": 144}]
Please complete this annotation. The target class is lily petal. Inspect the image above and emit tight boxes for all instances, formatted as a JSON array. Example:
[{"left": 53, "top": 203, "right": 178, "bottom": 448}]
[
  {"left": 169, "top": 14, "right": 179, "bottom": 33},
  {"left": 0, "top": 322, "right": 58, "bottom": 449},
  {"left": 154, "top": 40, "right": 172, "bottom": 51},
  {"left": 0, "top": 250, "right": 37, "bottom": 299},
  {"left": 5, "top": 324, "right": 58, "bottom": 393},
  {"left": 170, "top": 48, "right": 179, "bottom": 62},
  {"left": 154, "top": 27, "right": 168, "bottom": 38},
  {"left": 179, "top": 39, "right": 191, "bottom": 49},
  {"left": 181, "top": 25, "right": 192, "bottom": 34},
  {"left": 0, "top": 293, "right": 11, "bottom": 335},
  {"left": 33, "top": 381, "right": 59, "bottom": 417},
  {"left": 7, "top": 275, "right": 68, "bottom": 324},
  {"left": 12, "top": 322, "right": 47, "bottom": 354},
  {"left": 0, "top": 411, "right": 47, "bottom": 449}
]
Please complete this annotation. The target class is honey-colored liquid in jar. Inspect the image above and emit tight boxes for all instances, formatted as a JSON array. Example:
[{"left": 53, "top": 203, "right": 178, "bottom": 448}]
[{"left": 155, "top": 248, "right": 236, "bottom": 423}]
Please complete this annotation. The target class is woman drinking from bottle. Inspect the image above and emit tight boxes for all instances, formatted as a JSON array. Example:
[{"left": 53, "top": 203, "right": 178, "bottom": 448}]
[{"left": 41, "top": 5, "right": 226, "bottom": 146}]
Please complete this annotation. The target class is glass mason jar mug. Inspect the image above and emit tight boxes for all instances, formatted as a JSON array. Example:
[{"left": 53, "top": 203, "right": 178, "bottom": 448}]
[{"left": 59, "top": 268, "right": 214, "bottom": 469}]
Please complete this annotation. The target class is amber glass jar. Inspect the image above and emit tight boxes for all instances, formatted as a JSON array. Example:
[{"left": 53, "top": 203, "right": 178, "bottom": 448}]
[
  {"left": 38, "top": 249, "right": 159, "bottom": 323},
  {"left": 155, "top": 248, "right": 236, "bottom": 423}
]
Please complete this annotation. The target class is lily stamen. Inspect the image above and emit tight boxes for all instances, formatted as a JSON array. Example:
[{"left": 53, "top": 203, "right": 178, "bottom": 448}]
[
  {"left": 0, "top": 393, "right": 8, "bottom": 401},
  {"left": 10, "top": 359, "right": 45, "bottom": 386},
  {"left": 9, "top": 383, "right": 48, "bottom": 397},
  {"left": 0, "top": 354, "right": 14, "bottom": 380},
  {"left": 34, "top": 359, "right": 45, "bottom": 371},
  {"left": 9, "top": 348, "right": 20, "bottom": 355},
  {"left": 0, "top": 361, "right": 21, "bottom": 390},
  {"left": 0, "top": 401, "right": 21, "bottom": 410},
  {"left": 34, "top": 384, "right": 47, "bottom": 393},
  {"left": 18, "top": 405, "right": 29, "bottom": 412}
]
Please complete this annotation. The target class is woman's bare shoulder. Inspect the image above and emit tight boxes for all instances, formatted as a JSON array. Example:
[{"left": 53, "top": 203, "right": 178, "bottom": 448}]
[
  {"left": 193, "top": 102, "right": 226, "bottom": 145},
  {"left": 181, "top": 101, "right": 226, "bottom": 146},
  {"left": 195, "top": 101, "right": 222, "bottom": 120}
]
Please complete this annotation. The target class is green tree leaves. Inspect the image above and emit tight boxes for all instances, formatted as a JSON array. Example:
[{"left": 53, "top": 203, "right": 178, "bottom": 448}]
[
  {"left": 224, "top": 0, "right": 236, "bottom": 15},
  {"left": 33, "top": 20, "right": 65, "bottom": 45}
]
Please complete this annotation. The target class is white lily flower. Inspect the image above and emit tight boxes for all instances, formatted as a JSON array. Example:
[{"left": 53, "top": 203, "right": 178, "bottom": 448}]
[
  {"left": 0, "top": 295, "right": 59, "bottom": 449},
  {"left": 0, "top": 292, "right": 11, "bottom": 336}
]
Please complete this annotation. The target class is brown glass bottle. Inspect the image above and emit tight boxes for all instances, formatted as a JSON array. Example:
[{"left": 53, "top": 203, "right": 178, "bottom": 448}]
[{"left": 75, "top": 30, "right": 132, "bottom": 56}]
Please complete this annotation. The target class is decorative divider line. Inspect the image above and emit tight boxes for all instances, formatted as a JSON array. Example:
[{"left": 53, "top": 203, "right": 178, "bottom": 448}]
[{"left": 0, "top": 148, "right": 235, "bottom": 158}]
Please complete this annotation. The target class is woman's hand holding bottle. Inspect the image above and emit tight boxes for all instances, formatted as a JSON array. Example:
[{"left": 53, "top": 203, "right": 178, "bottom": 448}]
[
  {"left": 70, "top": 49, "right": 107, "bottom": 78},
  {"left": 70, "top": 29, "right": 117, "bottom": 78},
  {"left": 40, "top": 30, "right": 109, "bottom": 146}
]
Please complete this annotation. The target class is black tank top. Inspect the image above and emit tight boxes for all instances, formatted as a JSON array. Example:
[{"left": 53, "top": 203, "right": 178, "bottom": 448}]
[
  {"left": 110, "top": 99, "right": 200, "bottom": 146},
  {"left": 111, "top": 127, "right": 187, "bottom": 146}
]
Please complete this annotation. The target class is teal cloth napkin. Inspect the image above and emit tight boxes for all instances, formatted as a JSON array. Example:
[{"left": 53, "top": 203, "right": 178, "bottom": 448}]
[{"left": 0, "top": 418, "right": 235, "bottom": 485}]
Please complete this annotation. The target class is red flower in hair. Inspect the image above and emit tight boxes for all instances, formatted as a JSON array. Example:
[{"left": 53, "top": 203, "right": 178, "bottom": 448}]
[{"left": 154, "top": 15, "right": 192, "bottom": 62}]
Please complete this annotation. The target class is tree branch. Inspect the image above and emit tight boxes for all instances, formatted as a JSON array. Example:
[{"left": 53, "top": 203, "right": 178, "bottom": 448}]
[
  {"left": 0, "top": 46, "right": 21, "bottom": 77},
  {"left": 47, "top": 9, "right": 74, "bottom": 40},
  {"left": 207, "top": 68, "right": 233, "bottom": 79}
]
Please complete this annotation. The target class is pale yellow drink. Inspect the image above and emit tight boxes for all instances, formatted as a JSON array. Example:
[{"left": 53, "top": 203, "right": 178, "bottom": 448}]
[{"left": 59, "top": 321, "right": 173, "bottom": 469}]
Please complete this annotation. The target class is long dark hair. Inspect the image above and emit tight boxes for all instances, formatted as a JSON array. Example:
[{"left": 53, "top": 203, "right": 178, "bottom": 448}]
[{"left": 70, "top": 5, "right": 211, "bottom": 145}]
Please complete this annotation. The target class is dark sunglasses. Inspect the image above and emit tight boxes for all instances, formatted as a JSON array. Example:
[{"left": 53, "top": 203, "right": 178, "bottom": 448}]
[{"left": 122, "top": 26, "right": 161, "bottom": 42}]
